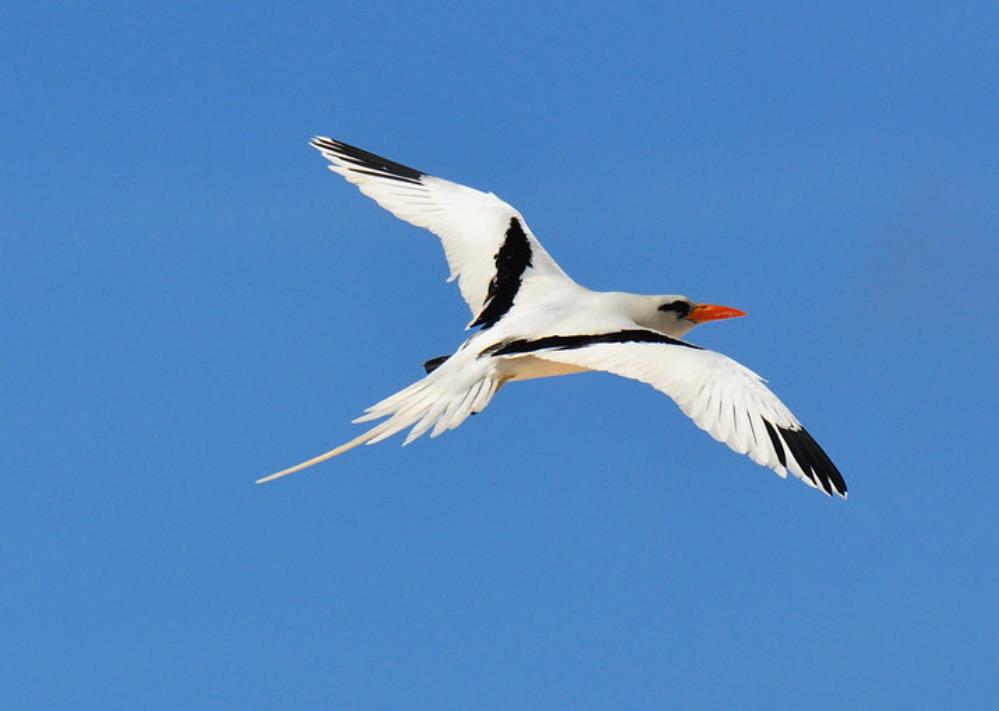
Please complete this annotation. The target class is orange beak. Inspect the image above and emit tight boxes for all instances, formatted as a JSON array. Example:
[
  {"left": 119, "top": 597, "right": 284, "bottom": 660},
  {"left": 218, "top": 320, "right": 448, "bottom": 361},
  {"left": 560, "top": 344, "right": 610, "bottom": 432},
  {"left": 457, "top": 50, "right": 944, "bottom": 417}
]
[{"left": 687, "top": 303, "right": 747, "bottom": 324}]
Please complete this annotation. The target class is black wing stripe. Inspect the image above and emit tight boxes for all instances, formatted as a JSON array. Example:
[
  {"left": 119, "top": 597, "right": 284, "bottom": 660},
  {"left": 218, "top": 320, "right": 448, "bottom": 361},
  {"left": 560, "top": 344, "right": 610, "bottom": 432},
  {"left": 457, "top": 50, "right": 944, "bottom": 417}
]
[
  {"left": 482, "top": 329, "right": 701, "bottom": 357},
  {"left": 762, "top": 420, "right": 788, "bottom": 469},
  {"left": 470, "top": 217, "right": 534, "bottom": 329},
  {"left": 310, "top": 137, "right": 425, "bottom": 184}
]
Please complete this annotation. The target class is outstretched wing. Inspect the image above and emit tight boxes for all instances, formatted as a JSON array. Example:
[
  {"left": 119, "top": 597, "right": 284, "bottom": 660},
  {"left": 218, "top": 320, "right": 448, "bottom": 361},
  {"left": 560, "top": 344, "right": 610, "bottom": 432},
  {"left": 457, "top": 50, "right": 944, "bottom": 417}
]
[
  {"left": 310, "top": 137, "right": 573, "bottom": 326},
  {"left": 493, "top": 332, "right": 847, "bottom": 497}
]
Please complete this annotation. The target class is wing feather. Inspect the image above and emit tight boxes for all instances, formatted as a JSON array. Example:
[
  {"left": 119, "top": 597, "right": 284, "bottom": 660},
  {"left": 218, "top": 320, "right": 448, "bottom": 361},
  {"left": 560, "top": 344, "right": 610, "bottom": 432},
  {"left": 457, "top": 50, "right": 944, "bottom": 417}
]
[
  {"left": 309, "top": 136, "right": 572, "bottom": 321},
  {"left": 523, "top": 341, "right": 847, "bottom": 497}
]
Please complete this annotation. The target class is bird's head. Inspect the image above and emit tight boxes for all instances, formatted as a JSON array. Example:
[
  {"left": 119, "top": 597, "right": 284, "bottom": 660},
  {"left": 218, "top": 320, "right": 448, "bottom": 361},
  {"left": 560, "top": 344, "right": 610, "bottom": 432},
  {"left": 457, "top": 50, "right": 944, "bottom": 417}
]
[{"left": 652, "top": 295, "right": 746, "bottom": 337}]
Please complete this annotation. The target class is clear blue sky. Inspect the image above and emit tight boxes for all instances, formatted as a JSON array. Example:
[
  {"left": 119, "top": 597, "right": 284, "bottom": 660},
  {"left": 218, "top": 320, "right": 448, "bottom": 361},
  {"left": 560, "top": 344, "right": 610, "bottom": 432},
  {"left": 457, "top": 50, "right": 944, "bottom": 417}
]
[{"left": 4, "top": 2, "right": 997, "bottom": 709}]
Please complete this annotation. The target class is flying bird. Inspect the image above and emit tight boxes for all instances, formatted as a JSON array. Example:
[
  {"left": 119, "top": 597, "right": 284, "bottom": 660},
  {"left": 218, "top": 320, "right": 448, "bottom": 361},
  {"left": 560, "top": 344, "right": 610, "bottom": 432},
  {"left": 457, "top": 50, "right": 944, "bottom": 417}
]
[{"left": 259, "top": 137, "right": 847, "bottom": 498}]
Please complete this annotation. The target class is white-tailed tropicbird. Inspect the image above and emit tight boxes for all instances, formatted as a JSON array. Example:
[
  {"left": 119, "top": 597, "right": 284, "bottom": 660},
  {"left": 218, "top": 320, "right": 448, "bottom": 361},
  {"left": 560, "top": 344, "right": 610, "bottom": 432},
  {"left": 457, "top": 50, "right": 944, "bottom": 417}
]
[{"left": 258, "top": 137, "right": 847, "bottom": 498}]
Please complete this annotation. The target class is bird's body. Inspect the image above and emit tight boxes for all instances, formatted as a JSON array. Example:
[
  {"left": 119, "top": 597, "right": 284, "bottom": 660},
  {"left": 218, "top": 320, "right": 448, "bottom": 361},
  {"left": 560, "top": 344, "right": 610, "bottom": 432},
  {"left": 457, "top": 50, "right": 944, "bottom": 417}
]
[{"left": 259, "top": 137, "right": 847, "bottom": 498}]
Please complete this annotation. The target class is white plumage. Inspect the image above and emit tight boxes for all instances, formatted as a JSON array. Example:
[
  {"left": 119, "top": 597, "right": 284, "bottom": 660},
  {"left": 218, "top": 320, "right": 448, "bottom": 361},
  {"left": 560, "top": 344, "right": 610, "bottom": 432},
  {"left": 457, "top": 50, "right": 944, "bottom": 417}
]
[
  {"left": 312, "top": 136, "right": 568, "bottom": 324},
  {"left": 259, "top": 137, "right": 847, "bottom": 499}
]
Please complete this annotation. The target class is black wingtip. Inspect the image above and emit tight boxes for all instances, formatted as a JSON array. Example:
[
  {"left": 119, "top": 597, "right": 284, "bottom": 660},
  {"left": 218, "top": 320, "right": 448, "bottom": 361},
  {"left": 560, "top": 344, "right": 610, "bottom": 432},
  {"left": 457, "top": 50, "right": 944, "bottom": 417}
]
[
  {"left": 776, "top": 425, "right": 848, "bottom": 499},
  {"left": 309, "top": 135, "right": 424, "bottom": 184}
]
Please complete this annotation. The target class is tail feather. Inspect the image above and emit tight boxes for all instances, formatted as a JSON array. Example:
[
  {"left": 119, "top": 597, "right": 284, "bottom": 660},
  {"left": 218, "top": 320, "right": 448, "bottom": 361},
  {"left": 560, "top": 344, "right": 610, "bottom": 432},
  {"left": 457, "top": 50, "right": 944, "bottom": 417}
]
[
  {"left": 257, "top": 359, "right": 499, "bottom": 484},
  {"left": 352, "top": 379, "right": 428, "bottom": 423},
  {"left": 403, "top": 400, "right": 449, "bottom": 444}
]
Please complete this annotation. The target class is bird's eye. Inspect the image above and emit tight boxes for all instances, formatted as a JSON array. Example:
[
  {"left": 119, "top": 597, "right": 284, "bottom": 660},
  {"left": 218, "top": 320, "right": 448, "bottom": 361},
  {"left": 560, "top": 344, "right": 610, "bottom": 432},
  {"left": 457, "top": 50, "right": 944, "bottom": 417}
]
[{"left": 658, "top": 301, "right": 691, "bottom": 318}]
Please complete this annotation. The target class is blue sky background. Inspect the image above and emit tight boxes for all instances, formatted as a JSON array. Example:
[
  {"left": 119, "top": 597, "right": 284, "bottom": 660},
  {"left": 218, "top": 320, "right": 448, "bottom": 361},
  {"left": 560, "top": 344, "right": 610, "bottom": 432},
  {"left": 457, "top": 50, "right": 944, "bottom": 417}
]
[{"left": 3, "top": 2, "right": 998, "bottom": 709}]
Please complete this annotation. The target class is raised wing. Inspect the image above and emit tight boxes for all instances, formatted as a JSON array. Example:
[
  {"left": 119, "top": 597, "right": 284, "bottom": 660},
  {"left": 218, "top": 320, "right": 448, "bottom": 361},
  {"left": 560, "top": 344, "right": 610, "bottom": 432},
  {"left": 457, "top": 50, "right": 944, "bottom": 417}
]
[
  {"left": 310, "top": 137, "right": 573, "bottom": 326},
  {"left": 492, "top": 333, "right": 847, "bottom": 497}
]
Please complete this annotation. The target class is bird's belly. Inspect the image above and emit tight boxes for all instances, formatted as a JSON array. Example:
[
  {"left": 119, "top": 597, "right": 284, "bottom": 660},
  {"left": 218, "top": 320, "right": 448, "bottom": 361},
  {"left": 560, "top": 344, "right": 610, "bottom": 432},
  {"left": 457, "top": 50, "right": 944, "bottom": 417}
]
[{"left": 504, "top": 356, "right": 590, "bottom": 382}]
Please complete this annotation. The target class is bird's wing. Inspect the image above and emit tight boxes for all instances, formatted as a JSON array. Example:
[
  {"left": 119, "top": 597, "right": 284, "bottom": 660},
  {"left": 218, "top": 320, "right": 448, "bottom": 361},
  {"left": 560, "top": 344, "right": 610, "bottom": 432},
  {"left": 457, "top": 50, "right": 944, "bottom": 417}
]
[
  {"left": 310, "top": 136, "right": 573, "bottom": 326},
  {"left": 490, "top": 332, "right": 846, "bottom": 497}
]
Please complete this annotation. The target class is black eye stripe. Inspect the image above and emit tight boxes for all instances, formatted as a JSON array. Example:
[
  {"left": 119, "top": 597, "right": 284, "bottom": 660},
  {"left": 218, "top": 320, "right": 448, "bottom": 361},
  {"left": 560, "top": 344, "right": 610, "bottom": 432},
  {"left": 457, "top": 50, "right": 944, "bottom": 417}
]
[{"left": 658, "top": 301, "right": 691, "bottom": 317}]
